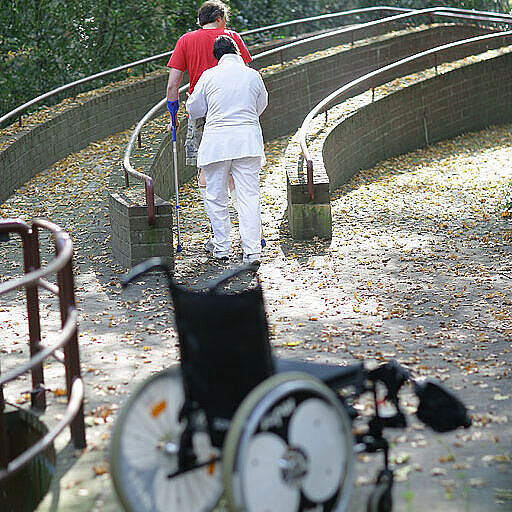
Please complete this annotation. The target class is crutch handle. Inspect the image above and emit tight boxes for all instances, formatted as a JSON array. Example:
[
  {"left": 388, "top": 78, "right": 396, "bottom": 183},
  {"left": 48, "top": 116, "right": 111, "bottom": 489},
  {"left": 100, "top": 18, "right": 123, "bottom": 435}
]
[{"left": 167, "top": 99, "right": 179, "bottom": 141}]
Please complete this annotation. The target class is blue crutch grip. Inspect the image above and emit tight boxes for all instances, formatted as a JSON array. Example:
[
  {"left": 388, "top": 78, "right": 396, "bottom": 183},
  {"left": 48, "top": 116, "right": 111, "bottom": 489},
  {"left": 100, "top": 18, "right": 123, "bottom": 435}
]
[{"left": 167, "top": 99, "right": 179, "bottom": 142}]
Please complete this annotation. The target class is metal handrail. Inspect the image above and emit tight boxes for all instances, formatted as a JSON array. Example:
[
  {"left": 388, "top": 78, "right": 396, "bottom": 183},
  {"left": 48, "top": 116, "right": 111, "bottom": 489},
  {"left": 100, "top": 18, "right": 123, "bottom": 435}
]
[
  {"left": 0, "top": 378, "right": 84, "bottom": 480},
  {"left": 122, "top": 7, "right": 411, "bottom": 225},
  {"left": 122, "top": 94, "right": 183, "bottom": 225},
  {"left": 250, "top": 7, "right": 512, "bottom": 64},
  {"left": 0, "top": 311, "right": 78, "bottom": 387},
  {"left": 241, "top": 6, "right": 411, "bottom": 39},
  {"left": 0, "top": 7, "right": 408, "bottom": 129},
  {"left": 0, "top": 221, "right": 73, "bottom": 295},
  {"left": 124, "top": 6, "right": 512, "bottom": 224},
  {"left": 298, "top": 8, "right": 512, "bottom": 200},
  {"left": 0, "top": 218, "right": 86, "bottom": 480}
]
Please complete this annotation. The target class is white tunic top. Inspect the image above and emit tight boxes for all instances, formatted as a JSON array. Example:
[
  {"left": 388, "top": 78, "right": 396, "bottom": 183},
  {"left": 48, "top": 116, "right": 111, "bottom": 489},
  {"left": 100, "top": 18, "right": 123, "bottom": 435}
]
[{"left": 186, "top": 54, "right": 268, "bottom": 167}]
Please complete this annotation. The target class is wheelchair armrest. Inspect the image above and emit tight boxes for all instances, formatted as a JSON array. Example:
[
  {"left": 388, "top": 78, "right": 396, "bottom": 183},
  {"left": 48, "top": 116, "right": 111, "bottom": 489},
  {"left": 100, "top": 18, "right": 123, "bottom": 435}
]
[
  {"left": 273, "top": 358, "right": 365, "bottom": 392},
  {"left": 205, "top": 264, "right": 259, "bottom": 292},
  {"left": 121, "top": 257, "right": 173, "bottom": 287}
]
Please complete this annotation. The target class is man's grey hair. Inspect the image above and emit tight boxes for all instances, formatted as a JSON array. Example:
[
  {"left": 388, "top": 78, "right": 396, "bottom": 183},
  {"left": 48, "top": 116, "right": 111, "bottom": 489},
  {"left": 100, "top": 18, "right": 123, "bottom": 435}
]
[
  {"left": 198, "top": 1, "right": 230, "bottom": 27},
  {"left": 213, "top": 35, "right": 240, "bottom": 61}
]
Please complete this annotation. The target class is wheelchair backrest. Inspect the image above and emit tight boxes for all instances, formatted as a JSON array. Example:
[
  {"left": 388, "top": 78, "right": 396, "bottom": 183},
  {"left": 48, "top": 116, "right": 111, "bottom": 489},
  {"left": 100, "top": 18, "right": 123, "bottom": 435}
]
[{"left": 170, "top": 273, "right": 275, "bottom": 423}]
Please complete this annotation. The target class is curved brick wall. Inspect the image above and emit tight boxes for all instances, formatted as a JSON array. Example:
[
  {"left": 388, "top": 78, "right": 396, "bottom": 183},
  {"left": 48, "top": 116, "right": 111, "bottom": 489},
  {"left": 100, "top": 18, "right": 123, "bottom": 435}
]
[
  {"left": 0, "top": 21, "right": 401, "bottom": 205},
  {"left": 322, "top": 51, "right": 512, "bottom": 192},
  {"left": 0, "top": 74, "right": 168, "bottom": 204},
  {"left": 283, "top": 49, "right": 512, "bottom": 239},
  {"left": 0, "top": 23, "right": 501, "bottom": 209},
  {"left": 150, "top": 24, "right": 496, "bottom": 201}
]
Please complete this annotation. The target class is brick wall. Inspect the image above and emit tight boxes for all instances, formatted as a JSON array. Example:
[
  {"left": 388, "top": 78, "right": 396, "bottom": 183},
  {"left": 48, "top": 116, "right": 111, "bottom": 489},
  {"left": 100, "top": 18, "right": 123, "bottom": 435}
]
[
  {"left": 260, "top": 24, "right": 497, "bottom": 142},
  {"left": 250, "top": 21, "right": 404, "bottom": 70},
  {"left": 322, "top": 52, "right": 512, "bottom": 194},
  {"left": 149, "top": 24, "right": 496, "bottom": 201},
  {"left": 0, "top": 74, "right": 169, "bottom": 205},
  {"left": 109, "top": 191, "right": 173, "bottom": 268}
]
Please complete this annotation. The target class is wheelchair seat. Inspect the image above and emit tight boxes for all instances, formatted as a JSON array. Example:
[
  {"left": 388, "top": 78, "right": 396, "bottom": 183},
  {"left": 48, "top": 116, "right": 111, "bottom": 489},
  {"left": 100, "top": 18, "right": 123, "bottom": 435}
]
[
  {"left": 274, "top": 358, "right": 364, "bottom": 391},
  {"left": 169, "top": 268, "right": 274, "bottom": 433},
  {"left": 169, "top": 265, "right": 366, "bottom": 432}
]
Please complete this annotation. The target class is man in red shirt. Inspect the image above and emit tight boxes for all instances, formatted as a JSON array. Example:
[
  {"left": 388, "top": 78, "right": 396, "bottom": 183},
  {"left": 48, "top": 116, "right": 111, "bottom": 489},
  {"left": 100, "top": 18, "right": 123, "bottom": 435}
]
[{"left": 166, "top": 0, "right": 252, "bottom": 235}]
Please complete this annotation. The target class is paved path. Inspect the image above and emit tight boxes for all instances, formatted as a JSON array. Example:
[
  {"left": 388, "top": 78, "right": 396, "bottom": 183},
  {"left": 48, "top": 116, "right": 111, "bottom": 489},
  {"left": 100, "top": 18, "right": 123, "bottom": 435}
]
[{"left": 0, "top": 120, "right": 511, "bottom": 511}]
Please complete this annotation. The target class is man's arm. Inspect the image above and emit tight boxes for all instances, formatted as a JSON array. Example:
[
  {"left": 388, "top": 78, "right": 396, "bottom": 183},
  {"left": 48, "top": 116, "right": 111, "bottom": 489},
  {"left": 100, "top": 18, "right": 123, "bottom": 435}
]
[{"left": 166, "top": 68, "right": 185, "bottom": 101}]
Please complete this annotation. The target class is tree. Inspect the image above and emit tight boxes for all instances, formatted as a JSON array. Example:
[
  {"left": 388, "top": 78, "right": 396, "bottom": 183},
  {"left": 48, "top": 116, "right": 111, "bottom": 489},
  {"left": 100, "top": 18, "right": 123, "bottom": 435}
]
[{"left": 2, "top": 0, "right": 509, "bottom": 120}]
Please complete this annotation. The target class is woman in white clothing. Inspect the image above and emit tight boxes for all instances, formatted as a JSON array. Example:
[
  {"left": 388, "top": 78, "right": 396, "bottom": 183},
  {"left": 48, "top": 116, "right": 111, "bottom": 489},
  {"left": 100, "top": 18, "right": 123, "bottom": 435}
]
[{"left": 186, "top": 35, "right": 268, "bottom": 264}]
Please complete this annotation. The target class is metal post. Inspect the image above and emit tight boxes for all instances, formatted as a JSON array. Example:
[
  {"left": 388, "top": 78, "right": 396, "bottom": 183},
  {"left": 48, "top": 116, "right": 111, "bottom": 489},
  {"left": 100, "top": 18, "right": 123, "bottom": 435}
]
[
  {"left": 55, "top": 234, "right": 86, "bottom": 449},
  {"left": 145, "top": 180, "right": 156, "bottom": 226},
  {"left": 23, "top": 228, "right": 45, "bottom": 411},
  {"left": 306, "top": 160, "right": 314, "bottom": 201},
  {"left": 0, "top": 364, "right": 9, "bottom": 470},
  {"left": 138, "top": 132, "right": 142, "bottom": 149}
]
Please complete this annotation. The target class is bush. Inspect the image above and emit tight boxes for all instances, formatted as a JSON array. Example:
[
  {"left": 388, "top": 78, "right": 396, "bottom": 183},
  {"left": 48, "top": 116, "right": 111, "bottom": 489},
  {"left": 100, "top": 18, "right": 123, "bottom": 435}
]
[{"left": 1, "top": 0, "right": 510, "bottom": 121}]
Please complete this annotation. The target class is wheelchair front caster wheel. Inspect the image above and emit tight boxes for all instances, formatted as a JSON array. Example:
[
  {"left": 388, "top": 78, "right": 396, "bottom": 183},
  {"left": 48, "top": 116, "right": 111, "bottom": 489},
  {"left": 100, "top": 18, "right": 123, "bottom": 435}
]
[
  {"left": 223, "top": 372, "right": 355, "bottom": 512},
  {"left": 110, "top": 368, "right": 223, "bottom": 512},
  {"left": 367, "top": 469, "right": 393, "bottom": 512}
]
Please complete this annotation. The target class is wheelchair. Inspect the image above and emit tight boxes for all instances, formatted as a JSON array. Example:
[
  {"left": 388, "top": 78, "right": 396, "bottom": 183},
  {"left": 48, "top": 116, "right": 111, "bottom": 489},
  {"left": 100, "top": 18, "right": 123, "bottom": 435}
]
[{"left": 110, "top": 258, "right": 471, "bottom": 512}]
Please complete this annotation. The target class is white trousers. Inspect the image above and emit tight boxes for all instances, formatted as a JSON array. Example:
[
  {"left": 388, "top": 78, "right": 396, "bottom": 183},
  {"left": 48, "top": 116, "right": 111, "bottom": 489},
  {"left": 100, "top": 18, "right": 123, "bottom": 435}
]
[{"left": 202, "top": 156, "right": 262, "bottom": 258}]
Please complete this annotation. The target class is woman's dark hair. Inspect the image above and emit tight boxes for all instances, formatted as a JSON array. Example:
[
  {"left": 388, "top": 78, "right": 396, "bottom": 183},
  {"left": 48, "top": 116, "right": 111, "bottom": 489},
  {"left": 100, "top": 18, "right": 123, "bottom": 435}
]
[
  {"left": 213, "top": 35, "right": 240, "bottom": 61},
  {"left": 198, "top": 1, "right": 230, "bottom": 27}
]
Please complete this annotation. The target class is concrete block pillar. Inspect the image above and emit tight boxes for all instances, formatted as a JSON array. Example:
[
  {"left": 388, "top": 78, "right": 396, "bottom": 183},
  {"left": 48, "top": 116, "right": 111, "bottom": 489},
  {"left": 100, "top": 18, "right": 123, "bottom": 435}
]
[
  {"left": 109, "top": 190, "right": 174, "bottom": 269},
  {"left": 287, "top": 177, "right": 332, "bottom": 240}
]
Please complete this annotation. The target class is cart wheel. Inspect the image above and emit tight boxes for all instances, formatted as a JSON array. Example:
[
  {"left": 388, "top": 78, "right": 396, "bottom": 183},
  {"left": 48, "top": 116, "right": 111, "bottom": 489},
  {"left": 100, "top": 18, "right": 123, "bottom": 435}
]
[
  {"left": 223, "top": 372, "right": 354, "bottom": 512},
  {"left": 110, "top": 367, "right": 223, "bottom": 512},
  {"left": 366, "top": 469, "right": 393, "bottom": 512}
]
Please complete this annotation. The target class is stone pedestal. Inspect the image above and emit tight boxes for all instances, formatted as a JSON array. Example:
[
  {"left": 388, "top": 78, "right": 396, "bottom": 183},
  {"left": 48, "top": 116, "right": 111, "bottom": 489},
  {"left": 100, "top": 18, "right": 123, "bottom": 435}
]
[{"left": 109, "top": 190, "right": 173, "bottom": 269}]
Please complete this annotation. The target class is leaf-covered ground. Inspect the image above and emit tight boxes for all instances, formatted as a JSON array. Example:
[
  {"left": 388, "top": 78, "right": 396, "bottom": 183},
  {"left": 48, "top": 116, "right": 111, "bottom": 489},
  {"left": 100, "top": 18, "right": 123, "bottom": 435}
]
[{"left": 0, "top": 118, "right": 511, "bottom": 510}]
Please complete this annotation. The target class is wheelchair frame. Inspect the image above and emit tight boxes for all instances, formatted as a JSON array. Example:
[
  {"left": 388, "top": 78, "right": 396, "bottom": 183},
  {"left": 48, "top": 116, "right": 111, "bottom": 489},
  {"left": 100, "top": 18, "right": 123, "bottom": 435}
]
[{"left": 110, "top": 258, "right": 471, "bottom": 512}]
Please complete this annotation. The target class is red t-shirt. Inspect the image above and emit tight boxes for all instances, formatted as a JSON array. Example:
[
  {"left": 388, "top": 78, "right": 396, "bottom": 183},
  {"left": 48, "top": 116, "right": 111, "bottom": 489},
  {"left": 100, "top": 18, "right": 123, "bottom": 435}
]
[{"left": 167, "top": 28, "right": 252, "bottom": 93}]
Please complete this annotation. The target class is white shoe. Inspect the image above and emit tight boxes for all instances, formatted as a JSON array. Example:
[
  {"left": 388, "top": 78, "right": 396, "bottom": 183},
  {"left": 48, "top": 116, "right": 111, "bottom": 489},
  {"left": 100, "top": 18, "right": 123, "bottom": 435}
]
[
  {"left": 204, "top": 238, "right": 229, "bottom": 261},
  {"left": 243, "top": 253, "right": 261, "bottom": 267},
  {"left": 203, "top": 238, "right": 214, "bottom": 253}
]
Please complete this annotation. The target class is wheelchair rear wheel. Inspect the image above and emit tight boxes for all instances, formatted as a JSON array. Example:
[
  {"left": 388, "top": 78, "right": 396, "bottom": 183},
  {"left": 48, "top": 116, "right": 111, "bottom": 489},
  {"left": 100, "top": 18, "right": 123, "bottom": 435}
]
[
  {"left": 110, "top": 367, "right": 223, "bottom": 512},
  {"left": 223, "top": 372, "right": 355, "bottom": 512}
]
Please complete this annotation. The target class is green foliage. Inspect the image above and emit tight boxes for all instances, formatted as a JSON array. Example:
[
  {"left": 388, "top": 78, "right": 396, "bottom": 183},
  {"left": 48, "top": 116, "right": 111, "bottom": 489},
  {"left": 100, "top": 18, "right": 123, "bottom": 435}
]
[
  {"left": 0, "top": 0, "right": 198, "bottom": 118},
  {"left": 1, "top": 0, "right": 510, "bottom": 119}
]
